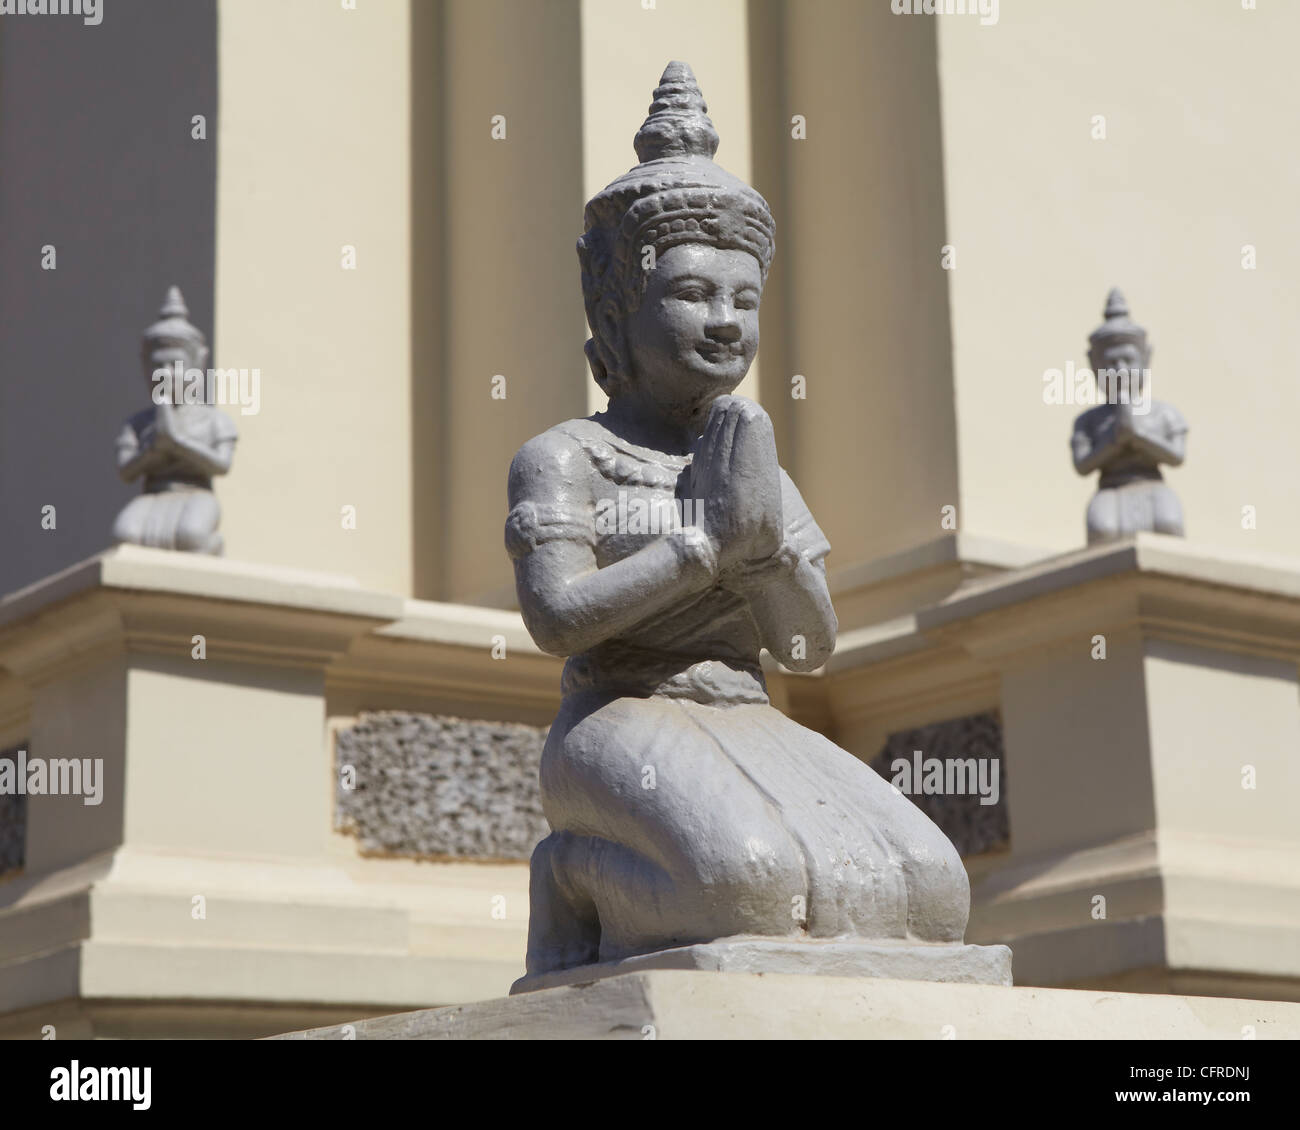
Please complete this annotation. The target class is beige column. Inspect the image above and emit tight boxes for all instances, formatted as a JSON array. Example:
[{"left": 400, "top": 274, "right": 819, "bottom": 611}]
[
  {"left": 438, "top": 0, "right": 587, "bottom": 606},
  {"left": 750, "top": 0, "right": 959, "bottom": 578},
  {"left": 213, "top": 0, "right": 416, "bottom": 594}
]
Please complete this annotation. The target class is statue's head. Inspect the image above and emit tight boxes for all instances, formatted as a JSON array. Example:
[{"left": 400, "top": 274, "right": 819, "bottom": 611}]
[
  {"left": 578, "top": 62, "right": 775, "bottom": 416},
  {"left": 1088, "top": 288, "right": 1150, "bottom": 396},
  {"left": 141, "top": 286, "right": 208, "bottom": 383}
]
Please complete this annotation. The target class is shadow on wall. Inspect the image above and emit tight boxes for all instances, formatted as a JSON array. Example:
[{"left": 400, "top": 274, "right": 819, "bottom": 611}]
[{"left": 0, "top": 0, "right": 217, "bottom": 597}]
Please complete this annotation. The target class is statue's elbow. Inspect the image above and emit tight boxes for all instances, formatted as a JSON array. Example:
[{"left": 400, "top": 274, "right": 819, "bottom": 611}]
[
  {"left": 519, "top": 602, "right": 578, "bottom": 658},
  {"left": 779, "top": 623, "right": 835, "bottom": 672}
]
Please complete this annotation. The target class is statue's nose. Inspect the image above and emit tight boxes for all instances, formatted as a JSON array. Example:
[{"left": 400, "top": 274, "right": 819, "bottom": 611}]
[{"left": 705, "top": 306, "right": 742, "bottom": 341}]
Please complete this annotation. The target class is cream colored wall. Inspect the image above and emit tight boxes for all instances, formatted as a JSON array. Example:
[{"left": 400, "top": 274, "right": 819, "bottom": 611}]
[
  {"left": 214, "top": 0, "right": 414, "bottom": 594},
  {"left": 1144, "top": 640, "right": 1300, "bottom": 845},
  {"left": 23, "top": 658, "right": 127, "bottom": 877},
  {"left": 998, "top": 627, "right": 1154, "bottom": 858},
  {"left": 580, "top": 0, "right": 757, "bottom": 413},
  {"left": 207, "top": 0, "right": 1300, "bottom": 602},
  {"left": 938, "top": 0, "right": 1300, "bottom": 557}
]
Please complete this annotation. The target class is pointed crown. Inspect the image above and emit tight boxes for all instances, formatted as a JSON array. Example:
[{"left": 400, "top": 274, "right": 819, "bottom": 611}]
[
  {"left": 578, "top": 62, "right": 775, "bottom": 395},
  {"left": 142, "top": 286, "right": 207, "bottom": 355},
  {"left": 1088, "top": 287, "right": 1148, "bottom": 361}
]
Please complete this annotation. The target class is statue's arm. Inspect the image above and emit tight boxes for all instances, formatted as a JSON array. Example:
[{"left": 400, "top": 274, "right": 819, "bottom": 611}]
[
  {"left": 1071, "top": 412, "right": 1113, "bottom": 475},
  {"left": 507, "top": 433, "right": 718, "bottom": 657},
  {"left": 723, "top": 471, "right": 836, "bottom": 671},
  {"left": 1127, "top": 405, "right": 1187, "bottom": 466},
  {"left": 154, "top": 406, "right": 237, "bottom": 477},
  {"left": 115, "top": 419, "right": 159, "bottom": 483}
]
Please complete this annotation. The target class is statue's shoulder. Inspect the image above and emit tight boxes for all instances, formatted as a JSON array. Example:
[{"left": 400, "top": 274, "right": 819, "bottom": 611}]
[
  {"left": 508, "top": 420, "right": 596, "bottom": 498},
  {"left": 1151, "top": 399, "right": 1187, "bottom": 432},
  {"left": 512, "top": 419, "right": 591, "bottom": 465}
]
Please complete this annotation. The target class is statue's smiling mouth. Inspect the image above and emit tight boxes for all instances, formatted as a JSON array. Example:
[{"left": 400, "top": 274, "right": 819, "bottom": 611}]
[{"left": 695, "top": 342, "right": 742, "bottom": 362}]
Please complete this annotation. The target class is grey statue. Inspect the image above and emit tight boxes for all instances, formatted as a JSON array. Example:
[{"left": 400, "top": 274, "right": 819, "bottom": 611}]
[
  {"left": 112, "top": 287, "right": 237, "bottom": 555},
  {"left": 1072, "top": 289, "right": 1187, "bottom": 544},
  {"left": 506, "top": 63, "right": 978, "bottom": 983}
]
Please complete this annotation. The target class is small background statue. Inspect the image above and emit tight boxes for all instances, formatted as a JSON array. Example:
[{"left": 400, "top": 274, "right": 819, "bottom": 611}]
[
  {"left": 112, "top": 287, "right": 237, "bottom": 555},
  {"left": 1071, "top": 288, "right": 1187, "bottom": 544}
]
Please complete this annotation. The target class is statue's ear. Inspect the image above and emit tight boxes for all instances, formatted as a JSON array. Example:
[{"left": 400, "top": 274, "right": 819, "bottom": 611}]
[
  {"left": 584, "top": 339, "right": 608, "bottom": 388},
  {"left": 595, "top": 298, "right": 629, "bottom": 390}
]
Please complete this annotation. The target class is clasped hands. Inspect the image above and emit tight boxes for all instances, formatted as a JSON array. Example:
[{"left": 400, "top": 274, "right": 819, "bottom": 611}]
[{"left": 686, "top": 395, "right": 788, "bottom": 588}]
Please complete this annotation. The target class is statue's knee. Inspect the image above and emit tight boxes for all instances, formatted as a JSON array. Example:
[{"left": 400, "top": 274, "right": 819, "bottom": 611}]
[
  {"left": 904, "top": 845, "right": 970, "bottom": 942},
  {"left": 112, "top": 500, "right": 146, "bottom": 545},
  {"left": 1087, "top": 495, "right": 1119, "bottom": 542},
  {"left": 677, "top": 830, "right": 805, "bottom": 932},
  {"left": 1153, "top": 491, "right": 1184, "bottom": 535},
  {"left": 174, "top": 498, "right": 219, "bottom": 552}
]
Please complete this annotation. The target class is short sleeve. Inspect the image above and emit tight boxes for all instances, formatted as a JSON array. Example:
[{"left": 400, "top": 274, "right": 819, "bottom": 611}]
[
  {"left": 779, "top": 469, "right": 831, "bottom": 567},
  {"left": 212, "top": 409, "right": 240, "bottom": 444},
  {"left": 115, "top": 419, "right": 140, "bottom": 453},
  {"left": 1161, "top": 403, "right": 1188, "bottom": 439},
  {"left": 505, "top": 500, "right": 595, "bottom": 560}
]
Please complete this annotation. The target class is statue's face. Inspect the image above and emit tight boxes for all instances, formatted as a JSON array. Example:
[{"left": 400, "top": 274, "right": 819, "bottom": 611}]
[
  {"left": 144, "top": 341, "right": 200, "bottom": 383},
  {"left": 623, "top": 243, "right": 761, "bottom": 417},
  {"left": 1094, "top": 341, "right": 1145, "bottom": 380},
  {"left": 1092, "top": 340, "right": 1149, "bottom": 404}
]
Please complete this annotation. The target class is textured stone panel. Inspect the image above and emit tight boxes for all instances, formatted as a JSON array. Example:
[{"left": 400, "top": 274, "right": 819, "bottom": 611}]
[
  {"left": 334, "top": 712, "right": 548, "bottom": 861},
  {"left": 868, "top": 712, "right": 1008, "bottom": 858},
  {"left": 0, "top": 744, "right": 27, "bottom": 878}
]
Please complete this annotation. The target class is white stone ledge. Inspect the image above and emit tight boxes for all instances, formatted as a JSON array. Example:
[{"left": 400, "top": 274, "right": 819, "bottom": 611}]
[
  {"left": 828, "top": 532, "right": 1052, "bottom": 596},
  {"left": 0, "top": 545, "right": 402, "bottom": 629},
  {"left": 274, "top": 970, "right": 1300, "bottom": 1040}
]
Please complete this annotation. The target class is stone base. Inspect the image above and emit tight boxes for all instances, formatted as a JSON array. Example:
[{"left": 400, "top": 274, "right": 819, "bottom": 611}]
[
  {"left": 510, "top": 937, "right": 1012, "bottom": 994},
  {"left": 275, "top": 970, "right": 1300, "bottom": 1040}
]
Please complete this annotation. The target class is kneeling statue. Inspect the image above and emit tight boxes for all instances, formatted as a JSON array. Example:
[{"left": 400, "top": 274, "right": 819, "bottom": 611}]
[{"left": 507, "top": 63, "right": 1006, "bottom": 988}]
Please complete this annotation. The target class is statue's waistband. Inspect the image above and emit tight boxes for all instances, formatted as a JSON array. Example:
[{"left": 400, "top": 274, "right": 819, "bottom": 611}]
[
  {"left": 144, "top": 474, "right": 212, "bottom": 493},
  {"left": 562, "top": 643, "right": 768, "bottom": 706},
  {"left": 1099, "top": 467, "right": 1163, "bottom": 489}
]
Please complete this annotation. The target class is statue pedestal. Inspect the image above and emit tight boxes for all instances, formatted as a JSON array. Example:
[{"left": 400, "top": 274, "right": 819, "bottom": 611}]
[
  {"left": 274, "top": 970, "right": 1300, "bottom": 1040},
  {"left": 510, "top": 936, "right": 1011, "bottom": 994}
]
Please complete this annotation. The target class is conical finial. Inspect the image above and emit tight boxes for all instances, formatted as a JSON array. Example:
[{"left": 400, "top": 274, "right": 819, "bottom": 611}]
[
  {"left": 633, "top": 61, "right": 720, "bottom": 163},
  {"left": 1102, "top": 287, "right": 1128, "bottom": 320},
  {"left": 159, "top": 285, "right": 189, "bottom": 320},
  {"left": 1088, "top": 285, "right": 1147, "bottom": 356},
  {"left": 143, "top": 284, "right": 205, "bottom": 349}
]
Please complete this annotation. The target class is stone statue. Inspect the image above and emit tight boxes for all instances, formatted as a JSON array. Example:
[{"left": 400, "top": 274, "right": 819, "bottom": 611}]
[
  {"left": 506, "top": 63, "right": 1006, "bottom": 989},
  {"left": 1072, "top": 289, "right": 1187, "bottom": 544},
  {"left": 112, "top": 287, "right": 237, "bottom": 555}
]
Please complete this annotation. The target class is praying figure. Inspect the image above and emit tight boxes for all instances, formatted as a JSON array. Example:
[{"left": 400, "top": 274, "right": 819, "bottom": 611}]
[
  {"left": 1072, "top": 289, "right": 1187, "bottom": 544},
  {"left": 112, "top": 287, "right": 237, "bottom": 555},
  {"left": 506, "top": 63, "right": 977, "bottom": 983}
]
